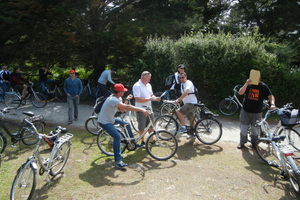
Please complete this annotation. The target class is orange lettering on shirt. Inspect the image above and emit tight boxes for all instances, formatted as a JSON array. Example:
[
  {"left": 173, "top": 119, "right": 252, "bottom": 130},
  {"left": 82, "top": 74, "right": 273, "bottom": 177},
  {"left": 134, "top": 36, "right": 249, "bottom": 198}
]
[{"left": 247, "top": 88, "right": 259, "bottom": 101}]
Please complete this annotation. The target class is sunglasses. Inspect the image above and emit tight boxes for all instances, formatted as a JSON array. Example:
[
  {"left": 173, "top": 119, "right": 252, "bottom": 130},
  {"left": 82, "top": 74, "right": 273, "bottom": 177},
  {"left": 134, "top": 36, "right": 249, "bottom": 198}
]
[{"left": 179, "top": 77, "right": 185, "bottom": 79}]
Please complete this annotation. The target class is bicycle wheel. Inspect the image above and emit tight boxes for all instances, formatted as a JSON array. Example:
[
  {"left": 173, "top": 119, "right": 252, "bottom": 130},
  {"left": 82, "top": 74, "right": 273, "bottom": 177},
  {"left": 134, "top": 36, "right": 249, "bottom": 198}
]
[
  {"left": 10, "top": 162, "right": 37, "bottom": 200},
  {"left": 97, "top": 129, "right": 126, "bottom": 156},
  {"left": 30, "top": 92, "right": 47, "bottom": 108},
  {"left": 50, "top": 141, "right": 71, "bottom": 176},
  {"left": 22, "top": 122, "right": 45, "bottom": 145},
  {"left": 0, "top": 131, "right": 7, "bottom": 154},
  {"left": 279, "top": 128, "right": 300, "bottom": 151},
  {"left": 154, "top": 115, "right": 178, "bottom": 135},
  {"left": 255, "top": 139, "right": 279, "bottom": 167},
  {"left": 4, "top": 93, "right": 21, "bottom": 109},
  {"left": 85, "top": 116, "right": 101, "bottom": 136},
  {"left": 129, "top": 111, "right": 139, "bottom": 133},
  {"left": 146, "top": 131, "right": 178, "bottom": 160},
  {"left": 285, "top": 157, "right": 300, "bottom": 194},
  {"left": 160, "top": 103, "right": 179, "bottom": 116},
  {"left": 56, "top": 87, "right": 66, "bottom": 102},
  {"left": 218, "top": 99, "right": 239, "bottom": 116},
  {"left": 195, "top": 118, "right": 222, "bottom": 145}
]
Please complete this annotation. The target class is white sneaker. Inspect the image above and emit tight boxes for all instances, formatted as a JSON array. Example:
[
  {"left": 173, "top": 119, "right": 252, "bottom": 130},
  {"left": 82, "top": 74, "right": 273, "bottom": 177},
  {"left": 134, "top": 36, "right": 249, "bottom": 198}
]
[{"left": 178, "top": 126, "right": 187, "bottom": 133}]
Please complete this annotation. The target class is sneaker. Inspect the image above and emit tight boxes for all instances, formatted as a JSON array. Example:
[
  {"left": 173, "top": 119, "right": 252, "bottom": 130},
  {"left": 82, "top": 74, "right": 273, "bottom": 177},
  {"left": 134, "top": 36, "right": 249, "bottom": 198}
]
[
  {"left": 136, "top": 142, "right": 145, "bottom": 148},
  {"left": 116, "top": 161, "right": 128, "bottom": 169},
  {"left": 178, "top": 126, "right": 188, "bottom": 133},
  {"left": 67, "top": 121, "right": 73, "bottom": 125}
]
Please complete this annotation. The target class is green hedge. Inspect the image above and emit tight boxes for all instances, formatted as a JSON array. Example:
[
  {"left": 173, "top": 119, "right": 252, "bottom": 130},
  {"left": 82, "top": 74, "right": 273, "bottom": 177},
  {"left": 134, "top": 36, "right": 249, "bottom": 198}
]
[{"left": 137, "top": 32, "right": 298, "bottom": 108}]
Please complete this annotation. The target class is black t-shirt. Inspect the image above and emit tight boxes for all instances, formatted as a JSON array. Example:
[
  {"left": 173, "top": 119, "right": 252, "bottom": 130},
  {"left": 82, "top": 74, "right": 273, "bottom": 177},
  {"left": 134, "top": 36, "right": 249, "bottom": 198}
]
[{"left": 242, "top": 82, "right": 272, "bottom": 113}]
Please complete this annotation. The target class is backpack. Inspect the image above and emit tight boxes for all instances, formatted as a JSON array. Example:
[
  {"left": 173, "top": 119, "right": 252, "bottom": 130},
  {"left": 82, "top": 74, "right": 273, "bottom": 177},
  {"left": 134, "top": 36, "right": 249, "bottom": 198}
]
[
  {"left": 94, "top": 96, "right": 108, "bottom": 114},
  {"left": 188, "top": 86, "right": 200, "bottom": 102},
  {"left": 0, "top": 70, "right": 10, "bottom": 81},
  {"left": 165, "top": 74, "right": 175, "bottom": 88}
]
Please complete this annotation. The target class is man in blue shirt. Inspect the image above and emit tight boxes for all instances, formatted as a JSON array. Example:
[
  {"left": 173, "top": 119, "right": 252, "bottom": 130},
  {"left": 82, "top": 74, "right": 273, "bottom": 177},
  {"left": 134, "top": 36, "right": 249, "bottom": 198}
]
[
  {"left": 64, "top": 69, "right": 83, "bottom": 125},
  {"left": 97, "top": 68, "right": 117, "bottom": 97}
]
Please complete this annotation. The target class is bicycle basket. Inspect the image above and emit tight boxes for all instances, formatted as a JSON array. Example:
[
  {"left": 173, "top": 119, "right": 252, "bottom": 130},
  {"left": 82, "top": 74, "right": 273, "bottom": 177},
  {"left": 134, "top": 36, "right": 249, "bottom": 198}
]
[
  {"left": 278, "top": 108, "right": 299, "bottom": 126},
  {"left": 29, "top": 115, "right": 44, "bottom": 123}
]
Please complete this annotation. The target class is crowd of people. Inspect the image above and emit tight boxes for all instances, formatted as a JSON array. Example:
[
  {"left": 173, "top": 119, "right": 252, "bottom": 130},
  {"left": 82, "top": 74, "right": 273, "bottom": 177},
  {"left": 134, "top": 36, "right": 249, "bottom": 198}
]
[{"left": 0, "top": 64, "right": 276, "bottom": 169}]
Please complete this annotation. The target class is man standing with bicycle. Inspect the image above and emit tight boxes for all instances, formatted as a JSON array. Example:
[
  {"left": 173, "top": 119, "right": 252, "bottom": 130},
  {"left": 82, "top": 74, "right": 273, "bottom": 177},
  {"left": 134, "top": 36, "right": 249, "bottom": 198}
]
[
  {"left": 174, "top": 72, "right": 198, "bottom": 133},
  {"left": 133, "top": 71, "right": 161, "bottom": 146},
  {"left": 98, "top": 83, "right": 148, "bottom": 169},
  {"left": 97, "top": 68, "right": 117, "bottom": 97},
  {"left": 237, "top": 70, "right": 276, "bottom": 149}
]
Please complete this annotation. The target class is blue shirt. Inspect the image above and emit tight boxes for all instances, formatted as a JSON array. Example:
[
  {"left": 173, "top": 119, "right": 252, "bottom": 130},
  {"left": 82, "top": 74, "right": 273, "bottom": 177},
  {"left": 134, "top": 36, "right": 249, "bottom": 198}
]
[
  {"left": 64, "top": 77, "right": 83, "bottom": 97},
  {"left": 97, "top": 69, "right": 115, "bottom": 85}
]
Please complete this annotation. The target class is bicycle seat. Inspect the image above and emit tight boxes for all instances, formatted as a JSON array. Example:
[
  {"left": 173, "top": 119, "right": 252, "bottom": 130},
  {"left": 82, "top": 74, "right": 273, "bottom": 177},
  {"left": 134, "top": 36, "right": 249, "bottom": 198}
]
[
  {"left": 194, "top": 103, "right": 205, "bottom": 108},
  {"left": 22, "top": 111, "right": 34, "bottom": 117}
]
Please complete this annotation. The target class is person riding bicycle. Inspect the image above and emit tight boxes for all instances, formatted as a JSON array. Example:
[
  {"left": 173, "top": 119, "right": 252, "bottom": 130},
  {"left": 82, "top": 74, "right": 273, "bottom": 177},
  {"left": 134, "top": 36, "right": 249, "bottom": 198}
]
[
  {"left": 9, "top": 67, "right": 32, "bottom": 99},
  {"left": 97, "top": 68, "right": 117, "bottom": 97},
  {"left": 98, "top": 83, "right": 148, "bottom": 169},
  {"left": 169, "top": 64, "right": 185, "bottom": 98},
  {"left": 39, "top": 66, "right": 53, "bottom": 94},
  {"left": 0, "top": 65, "right": 11, "bottom": 101},
  {"left": 174, "top": 72, "right": 198, "bottom": 133},
  {"left": 237, "top": 70, "right": 276, "bottom": 149}
]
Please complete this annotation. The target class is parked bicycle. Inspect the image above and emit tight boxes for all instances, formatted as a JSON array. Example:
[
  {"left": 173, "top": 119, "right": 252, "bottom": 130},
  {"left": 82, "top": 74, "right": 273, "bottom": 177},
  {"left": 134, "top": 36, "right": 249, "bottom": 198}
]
[
  {"left": 0, "top": 107, "right": 45, "bottom": 155},
  {"left": 10, "top": 126, "right": 73, "bottom": 200},
  {"left": 97, "top": 107, "right": 178, "bottom": 160},
  {"left": 80, "top": 79, "right": 102, "bottom": 100},
  {"left": 4, "top": 83, "right": 47, "bottom": 108},
  {"left": 154, "top": 100, "right": 222, "bottom": 145},
  {"left": 218, "top": 85, "right": 269, "bottom": 116},
  {"left": 255, "top": 109, "right": 300, "bottom": 195},
  {"left": 38, "top": 79, "right": 66, "bottom": 102}
]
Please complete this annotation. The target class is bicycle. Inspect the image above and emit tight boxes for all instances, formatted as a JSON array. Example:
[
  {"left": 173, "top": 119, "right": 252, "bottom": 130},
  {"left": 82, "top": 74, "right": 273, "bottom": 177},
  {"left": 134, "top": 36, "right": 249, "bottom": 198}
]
[
  {"left": 4, "top": 83, "right": 47, "bottom": 108},
  {"left": 80, "top": 79, "right": 102, "bottom": 100},
  {"left": 97, "top": 107, "right": 178, "bottom": 160},
  {"left": 0, "top": 107, "right": 45, "bottom": 155},
  {"left": 255, "top": 109, "right": 300, "bottom": 195},
  {"left": 38, "top": 79, "right": 66, "bottom": 102},
  {"left": 10, "top": 126, "right": 73, "bottom": 200},
  {"left": 152, "top": 90, "right": 180, "bottom": 115},
  {"left": 154, "top": 101, "right": 222, "bottom": 145},
  {"left": 218, "top": 85, "right": 269, "bottom": 116}
]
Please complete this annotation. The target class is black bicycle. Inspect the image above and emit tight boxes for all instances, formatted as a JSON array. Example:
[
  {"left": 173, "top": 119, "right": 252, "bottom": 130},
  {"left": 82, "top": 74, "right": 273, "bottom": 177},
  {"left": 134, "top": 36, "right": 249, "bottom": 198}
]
[
  {"left": 0, "top": 107, "right": 45, "bottom": 155},
  {"left": 38, "top": 79, "right": 66, "bottom": 102},
  {"left": 4, "top": 83, "right": 47, "bottom": 108}
]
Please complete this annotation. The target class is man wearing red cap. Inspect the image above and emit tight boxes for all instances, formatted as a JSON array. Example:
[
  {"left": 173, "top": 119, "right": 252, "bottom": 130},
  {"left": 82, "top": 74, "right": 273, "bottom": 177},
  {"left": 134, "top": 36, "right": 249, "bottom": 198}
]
[
  {"left": 98, "top": 83, "right": 148, "bottom": 169},
  {"left": 64, "top": 69, "right": 83, "bottom": 125}
]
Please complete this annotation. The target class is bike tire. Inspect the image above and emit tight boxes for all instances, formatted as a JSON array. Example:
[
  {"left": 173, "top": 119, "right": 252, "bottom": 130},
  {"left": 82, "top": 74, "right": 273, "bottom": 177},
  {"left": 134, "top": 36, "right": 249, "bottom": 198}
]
[
  {"left": 255, "top": 139, "right": 279, "bottom": 167},
  {"left": 30, "top": 92, "right": 47, "bottom": 108},
  {"left": 85, "top": 116, "right": 101, "bottom": 136},
  {"left": 97, "top": 129, "right": 126, "bottom": 156},
  {"left": 160, "top": 102, "right": 179, "bottom": 116},
  {"left": 195, "top": 118, "right": 222, "bottom": 145},
  {"left": 284, "top": 156, "right": 300, "bottom": 194},
  {"left": 154, "top": 115, "right": 178, "bottom": 135},
  {"left": 218, "top": 99, "right": 239, "bottom": 116},
  {"left": 146, "top": 130, "right": 178, "bottom": 160},
  {"left": 49, "top": 141, "right": 71, "bottom": 176},
  {"left": 4, "top": 93, "right": 21, "bottom": 109},
  {"left": 10, "top": 162, "right": 37, "bottom": 200},
  {"left": 279, "top": 128, "right": 300, "bottom": 151},
  {"left": 0, "top": 131, "right": 7, "bottom": 154},
  {"left": 22, "top": 121, "right": 45, "bottom": 146}
]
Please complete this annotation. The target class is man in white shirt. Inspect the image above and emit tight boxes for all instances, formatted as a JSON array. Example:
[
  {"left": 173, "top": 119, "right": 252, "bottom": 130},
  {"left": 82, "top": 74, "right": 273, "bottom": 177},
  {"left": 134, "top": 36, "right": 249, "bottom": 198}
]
[
  {"left": 174, "top": 72, "right": 198, "bottom": 133},
  {"left": 97, "top": 68, "right": 117, "bottom": 97},
  {"left": 132, "top": 71, "right": 160, "bottom": 146}
]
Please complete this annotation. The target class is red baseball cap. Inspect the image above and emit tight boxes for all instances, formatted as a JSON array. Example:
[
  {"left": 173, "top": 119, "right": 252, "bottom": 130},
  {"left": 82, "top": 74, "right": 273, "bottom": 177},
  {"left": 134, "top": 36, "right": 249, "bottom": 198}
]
[
  {"left": 113, "top": 83, "right": 128, "bottom": 92},
  {"left": 69, "top": 69, "right": 75, "bottom": 73}
]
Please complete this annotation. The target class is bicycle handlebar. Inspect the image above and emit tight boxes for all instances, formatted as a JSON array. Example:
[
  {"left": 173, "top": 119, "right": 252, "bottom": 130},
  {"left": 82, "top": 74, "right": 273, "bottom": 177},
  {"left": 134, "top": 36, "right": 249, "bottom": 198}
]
[
  {"left": 233, "top": 85, "right": 242, "bottom": 94},
  {"left": 0, "top": 107, "right": 16, "bottom": 114}
]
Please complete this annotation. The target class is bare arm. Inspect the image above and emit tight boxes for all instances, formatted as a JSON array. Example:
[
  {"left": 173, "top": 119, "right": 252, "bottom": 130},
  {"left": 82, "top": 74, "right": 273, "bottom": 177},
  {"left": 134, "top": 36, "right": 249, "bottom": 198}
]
[
  {"left": 268, "top": 95, "right": 276, "bottom": 109},
  {"left": 175, "top": 89, "right": 190, "bottom": 104},
  {"left": 116, "top": 103, "right": 148, "bottom": 116},
  {"left": 238, "top": 79, "right": 251, "bottom": 95}
]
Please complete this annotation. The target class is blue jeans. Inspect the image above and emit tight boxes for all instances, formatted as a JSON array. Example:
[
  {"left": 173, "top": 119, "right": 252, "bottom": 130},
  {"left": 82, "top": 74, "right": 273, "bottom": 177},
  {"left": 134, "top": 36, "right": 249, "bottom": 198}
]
[
  {"left": 40, "top": 79, "right": 53, "bottom": 94},
  {"left": 99, "top": 118, "right": 135, "bottom": 162},
  {"left": 67, "top": 96, "right": 79, "bottom": 122},
  {"left": 0, "top": 82, "right": 10, "bottom": 100}
]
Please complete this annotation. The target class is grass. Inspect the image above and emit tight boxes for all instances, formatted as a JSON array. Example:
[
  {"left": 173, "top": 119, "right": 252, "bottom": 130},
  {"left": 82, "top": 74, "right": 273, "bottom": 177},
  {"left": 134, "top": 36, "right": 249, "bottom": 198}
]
[{"left": 1, "top": 126, "right": 300, "bottom": 200}]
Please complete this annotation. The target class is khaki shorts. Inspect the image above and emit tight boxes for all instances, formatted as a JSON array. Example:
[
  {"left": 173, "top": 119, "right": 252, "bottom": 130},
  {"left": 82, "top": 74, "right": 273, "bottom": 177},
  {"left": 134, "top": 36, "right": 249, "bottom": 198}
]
[{"left": 178, "top": 103, "right": 196, "bottom": 119}]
